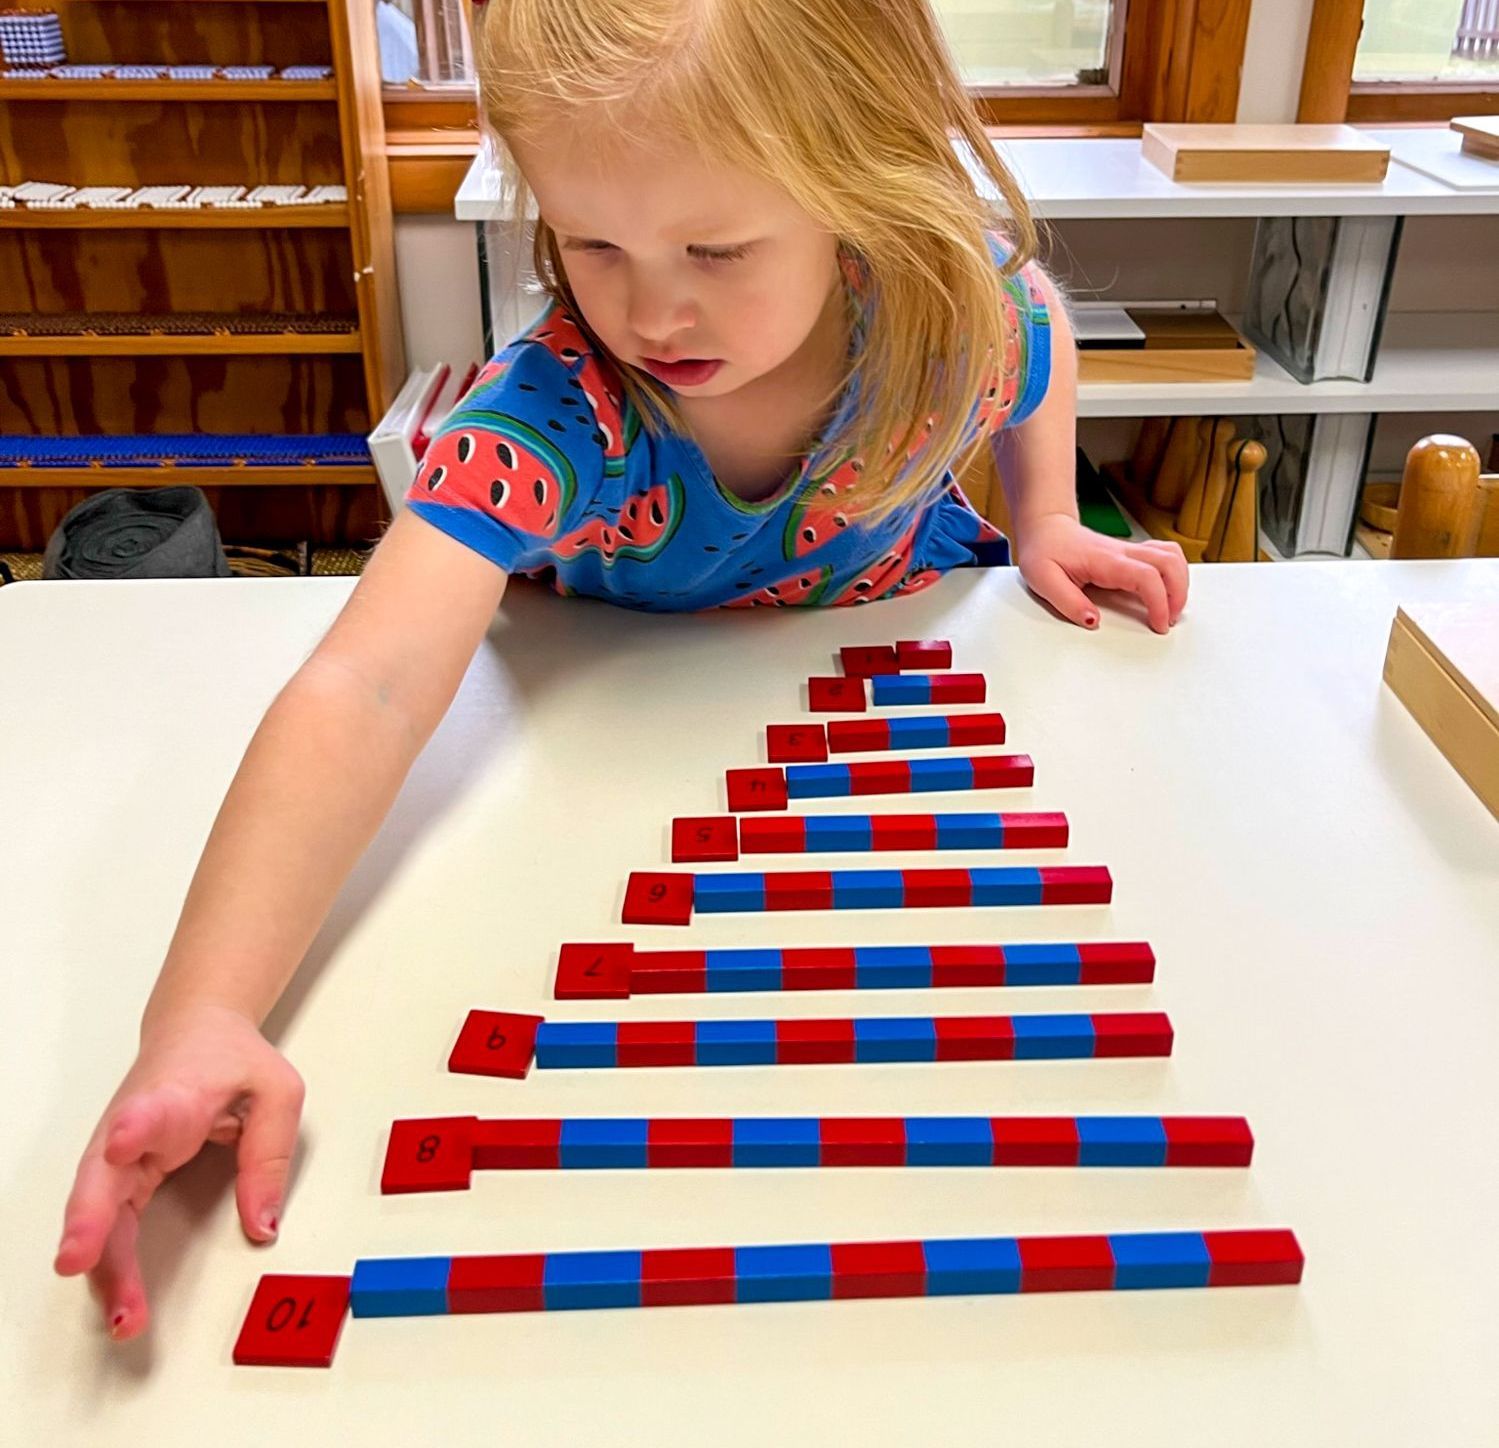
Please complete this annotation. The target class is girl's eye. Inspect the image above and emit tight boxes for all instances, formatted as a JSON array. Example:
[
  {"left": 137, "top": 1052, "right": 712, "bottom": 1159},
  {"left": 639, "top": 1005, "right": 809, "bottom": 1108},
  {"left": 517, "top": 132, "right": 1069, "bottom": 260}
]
[{"left": 691, "top": 244, "right": 753, "bottom": 265}]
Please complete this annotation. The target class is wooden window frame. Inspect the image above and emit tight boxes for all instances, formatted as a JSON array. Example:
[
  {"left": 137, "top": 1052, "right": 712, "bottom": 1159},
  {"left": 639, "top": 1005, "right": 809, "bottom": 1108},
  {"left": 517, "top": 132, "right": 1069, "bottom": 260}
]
[
  {"left": 384, "top": 0, "right": 1252, "bottom": 212},
  {"left": 1299, "top": 0, "right": 1499, "bottom": 124}
]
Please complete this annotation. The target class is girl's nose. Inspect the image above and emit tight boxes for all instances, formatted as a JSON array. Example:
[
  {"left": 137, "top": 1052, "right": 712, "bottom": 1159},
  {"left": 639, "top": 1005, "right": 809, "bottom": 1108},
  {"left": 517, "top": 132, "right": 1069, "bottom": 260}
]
[{"left": 627, "top": 278, "right": 697, "bottom": 353}]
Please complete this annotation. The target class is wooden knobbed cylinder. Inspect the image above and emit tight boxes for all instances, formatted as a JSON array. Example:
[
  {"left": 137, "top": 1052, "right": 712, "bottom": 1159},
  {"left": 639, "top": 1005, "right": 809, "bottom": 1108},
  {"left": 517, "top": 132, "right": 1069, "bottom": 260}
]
[
  {"left": 1206, "top": 438, "right": 1265, "bottom": 562},
  {"left": 1392, "top": 435, "right": 1484, "bottom": 559}
]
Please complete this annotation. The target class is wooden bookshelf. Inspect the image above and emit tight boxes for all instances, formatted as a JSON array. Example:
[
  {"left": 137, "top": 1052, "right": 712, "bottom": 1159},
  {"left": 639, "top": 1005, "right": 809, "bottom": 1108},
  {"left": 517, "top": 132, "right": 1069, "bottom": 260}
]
[{"left": 0, "top": 0, "right": 404, "bottom": 550}]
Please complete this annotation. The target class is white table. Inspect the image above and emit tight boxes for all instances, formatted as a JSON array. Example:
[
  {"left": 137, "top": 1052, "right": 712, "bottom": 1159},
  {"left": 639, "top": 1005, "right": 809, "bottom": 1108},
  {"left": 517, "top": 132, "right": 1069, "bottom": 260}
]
[{"left": 2, "top": 562, "right": 1497, "bottom": 1446}]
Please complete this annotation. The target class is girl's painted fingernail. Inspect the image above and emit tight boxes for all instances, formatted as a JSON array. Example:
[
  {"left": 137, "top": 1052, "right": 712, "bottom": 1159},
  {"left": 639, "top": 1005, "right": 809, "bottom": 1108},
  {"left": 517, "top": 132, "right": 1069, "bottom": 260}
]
[
  {"left": 259, "top": 1212, "right": 279, "bottom": 1238},
  {"left": 110, "top": 1312, "right": 127, "bottom": 1337},
  {"left": 1084, "top": 613, "right": 1098, "bottom": 628}
]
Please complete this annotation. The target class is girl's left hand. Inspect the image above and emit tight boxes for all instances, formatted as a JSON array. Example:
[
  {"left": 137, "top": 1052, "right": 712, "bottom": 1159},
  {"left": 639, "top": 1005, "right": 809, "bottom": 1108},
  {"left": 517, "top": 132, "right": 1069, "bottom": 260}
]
[{"left": 1013, "top": 512, "right": 1188, "bottom": 634}]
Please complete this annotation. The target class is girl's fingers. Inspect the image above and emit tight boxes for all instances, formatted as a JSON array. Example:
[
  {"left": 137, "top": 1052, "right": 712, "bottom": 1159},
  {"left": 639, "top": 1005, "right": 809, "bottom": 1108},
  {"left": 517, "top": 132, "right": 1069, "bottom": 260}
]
[
  {"left": 233, "top": 1070, "right": 305, "bottom": 1243},
  {"left": 1085, "top": 551, "right": 1172, "bottom": 634},
  {"left": 55, "top": 1150, "right": 135, "bottom": 1277},
  {"left": 89, "top": 1204, "right": 149, "bottom": 1341},
  {"left": 1127, "top": 540, "right": 1189, "bottom": 622},
  {"left": 1024, "top": 557, "right": 1098, "bottom": 629}
]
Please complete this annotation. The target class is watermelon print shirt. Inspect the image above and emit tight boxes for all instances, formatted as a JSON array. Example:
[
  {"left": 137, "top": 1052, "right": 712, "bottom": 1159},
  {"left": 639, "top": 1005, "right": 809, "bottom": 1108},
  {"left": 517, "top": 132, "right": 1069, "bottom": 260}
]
[{"left": 405, "top": 237, "right": 1052, "bottom": 611}]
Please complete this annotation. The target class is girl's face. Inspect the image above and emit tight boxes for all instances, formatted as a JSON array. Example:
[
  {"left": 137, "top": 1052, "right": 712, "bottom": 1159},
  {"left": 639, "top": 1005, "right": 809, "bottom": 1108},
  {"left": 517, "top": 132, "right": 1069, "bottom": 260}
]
[{"left": 512, "top": 130, "right": 843, "bottom": 398}]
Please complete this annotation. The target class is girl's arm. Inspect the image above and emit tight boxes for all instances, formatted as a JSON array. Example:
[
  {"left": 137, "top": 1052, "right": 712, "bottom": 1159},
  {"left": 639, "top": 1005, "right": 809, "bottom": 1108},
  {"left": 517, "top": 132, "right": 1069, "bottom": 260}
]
[
  {"left": 994, "top": 269, "right": 1188, "bottom": 634},
  {"left": 55, "top": 509, "right": 508, "bottom": 1340}
]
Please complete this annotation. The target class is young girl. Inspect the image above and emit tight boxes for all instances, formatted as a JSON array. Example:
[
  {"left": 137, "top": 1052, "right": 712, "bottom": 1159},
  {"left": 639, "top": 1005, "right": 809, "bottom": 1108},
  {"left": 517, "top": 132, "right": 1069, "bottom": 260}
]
[{"left": 54, "top": 0, "right": 1186, "bottom": 1341}]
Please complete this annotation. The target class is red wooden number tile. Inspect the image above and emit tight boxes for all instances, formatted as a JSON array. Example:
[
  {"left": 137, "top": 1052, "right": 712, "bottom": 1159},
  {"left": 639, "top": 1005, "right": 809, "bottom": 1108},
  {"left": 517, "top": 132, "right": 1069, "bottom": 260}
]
[
  {"left": 808, "top": 676, "right": 867, "bottom": 712},
  {"left": 233, "top": 1274, "right": 351, "bottom": 1367},
  {"left": 1077, "top": 941, "right": 1156, "bottom": 984},
  {"left": 1092, "top": 1011, "right": 1173, "bottom": 1058},
  {"left": 623, "top": 871, "right": 695, "bottom": 925},
  {"left": 819, "top": 1117, "right": 907, "bottom": 1166},
  {"left": 840, "top": 645, "right": 900, "bottom": 676},
  {"left": 930, "top": 945, "right": 1006, "bottom": 987},
  {"left": 672, "top": 816, "right": 740, "bottom": 863},
  {"left": 971, "top": 753, "right": 1034, "bottom": 788},
  {"left": 947, "top": 711, "right": 1006, "bottom": 747},
  {"left": 767, "top": 723, "right": 829, "bottom": 763},
  {"left": 629, "top": 949, "right": 708, "bottom": 994},
  {"left": 647, "top": 1118, "right": 736, "bottom": 1168},
  {"left": 739, "top": 815, "right": 808, "bottom": 854},
  {"left": 448, "top": 1010, "right": 543, "bottom": 1079},
  {"left": 380, "top": 1116, "right": 477, "bottom": 1194},
  {"left": 1019, "top": 1235, "right": 1115, "bottom": 1293},
  {"left": 1039, "top": 865, "right": 1113, "bottom": 905},
  {"left": 472, "top": 1119, "right": 562, "bottom": 1170},
  {"left": 826, "top": 718, "right": 890, "bottom": 752},
  {"left": 448, "top": 1254, "right": 547, "bottom": 1313},
  {"left": 780, "top": 948, "right": 858, "bottom": 990},
  {"left": 726, "top": 767, "right": 790, "bottom": 812},
  {"left": 933, "top": 1015, "right": 1015, "bottom": 1060},
  {"left": 1163, "top": 1116, "right": 1255, "bottom": 1168},
  {"left": 1203, "top": 1229, "right": 1304, "bottom": 1287},
  {"left": 554, "top": 942, "right": 633, "bottom": 999},
  {"left": 765, "top": 870, "right": 834, "bottom": 911},
  {"left": 775, "top": 1017, "right": 857, "bottom": 1063},
  {"left": 831, "top": 1241, "right": 927, "bottom": 1299},
  {"left": 642, "top": 1247, "right": 739, "bottom": 1307},
  {"left": 901, "top": 868, "right": 973, "bottom": 908},
  {"left": 991, "top": 1117, "right": 1080, "bottom": 1166},
  {"left": 896, "top": 639, "right": 952, "bottom": 670}
]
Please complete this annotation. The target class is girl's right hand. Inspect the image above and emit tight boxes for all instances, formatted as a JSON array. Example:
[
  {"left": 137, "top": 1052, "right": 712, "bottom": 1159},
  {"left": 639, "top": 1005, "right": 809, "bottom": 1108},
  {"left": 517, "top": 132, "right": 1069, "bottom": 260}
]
[{"left": 53, "top": 1002, "right": 305, "bottom": 1342}]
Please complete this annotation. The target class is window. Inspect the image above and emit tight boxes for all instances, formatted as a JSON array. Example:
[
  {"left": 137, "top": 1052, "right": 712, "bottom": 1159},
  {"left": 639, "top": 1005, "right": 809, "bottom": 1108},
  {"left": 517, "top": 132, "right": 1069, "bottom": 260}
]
[
  {"left": 377, "top": 0, "right": 1125, "bottom": 95},
  {"left": 932, "top": 0, "right": 1123, "bottom": 90},
  {"left": 1354, "top": 0, "right": 1499, "bottom": 84}
]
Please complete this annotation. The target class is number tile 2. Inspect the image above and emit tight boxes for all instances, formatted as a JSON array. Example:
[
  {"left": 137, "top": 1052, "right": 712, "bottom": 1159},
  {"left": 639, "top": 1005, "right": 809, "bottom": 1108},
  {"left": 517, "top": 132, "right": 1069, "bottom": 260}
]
[{"left": 233, "top": 1274, "right": 351, "bottom": 1367}]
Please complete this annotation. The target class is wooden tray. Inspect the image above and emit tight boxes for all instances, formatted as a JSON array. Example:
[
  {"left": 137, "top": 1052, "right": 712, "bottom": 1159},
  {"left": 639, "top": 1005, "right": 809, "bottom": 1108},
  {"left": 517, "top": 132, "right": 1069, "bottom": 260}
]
[
  {"left": 1384, "top": 601, "right": 1499, "bottom": 819},
  {"left": 1079, "top": 310, "right": 1257, "bottom": 385},
  {"left": 1141, "top": 124, "right": 1391, "bottom": 184}
]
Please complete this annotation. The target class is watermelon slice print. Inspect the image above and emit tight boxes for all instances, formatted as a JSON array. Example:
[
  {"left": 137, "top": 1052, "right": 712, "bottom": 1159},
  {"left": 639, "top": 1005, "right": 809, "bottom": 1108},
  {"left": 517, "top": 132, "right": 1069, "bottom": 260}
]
[
  {"left": 781, "top": 456, "right": 865, "bottom": 560},
  {"left": 825, "top": 523, "right": 919, "bottom": 606},
  {"left": 723, "top": 564, "right": 835, "bottom": 608},
  {"left": 420, "top": 415, "right": 578, "bottom": 539},
  {"left": 552, "top": 474, "right": 686, "bottom": 566}
]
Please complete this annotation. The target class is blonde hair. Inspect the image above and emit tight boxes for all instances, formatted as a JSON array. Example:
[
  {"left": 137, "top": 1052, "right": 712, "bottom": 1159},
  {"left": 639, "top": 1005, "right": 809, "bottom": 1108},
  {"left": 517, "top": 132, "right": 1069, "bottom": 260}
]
[{"left": 475, "top": 0, "right": 1040, "bottom": 522}]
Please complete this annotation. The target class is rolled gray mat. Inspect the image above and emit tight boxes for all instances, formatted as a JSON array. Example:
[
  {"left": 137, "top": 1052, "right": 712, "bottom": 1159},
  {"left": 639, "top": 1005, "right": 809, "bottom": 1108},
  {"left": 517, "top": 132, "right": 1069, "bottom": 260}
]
[{"left": 42, "top": 486, "right": 231, "bottom": 580}]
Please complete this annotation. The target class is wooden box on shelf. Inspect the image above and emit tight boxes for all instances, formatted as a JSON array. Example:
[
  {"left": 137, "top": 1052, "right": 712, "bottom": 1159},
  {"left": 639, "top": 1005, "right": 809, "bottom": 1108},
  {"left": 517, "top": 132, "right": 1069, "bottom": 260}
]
[
  {"left": 1078, "top": 308, "right": 1257, "bottom": 386},
  {"left": 1141, "top": 124, "right": 1391, "bottom": 185}
]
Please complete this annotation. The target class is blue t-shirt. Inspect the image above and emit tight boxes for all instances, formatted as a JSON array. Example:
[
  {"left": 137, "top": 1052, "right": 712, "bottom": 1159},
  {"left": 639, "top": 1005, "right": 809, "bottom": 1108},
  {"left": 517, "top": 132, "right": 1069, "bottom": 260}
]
[{"left": 406, "top": 239, "right": 1051, "bottom": 610}]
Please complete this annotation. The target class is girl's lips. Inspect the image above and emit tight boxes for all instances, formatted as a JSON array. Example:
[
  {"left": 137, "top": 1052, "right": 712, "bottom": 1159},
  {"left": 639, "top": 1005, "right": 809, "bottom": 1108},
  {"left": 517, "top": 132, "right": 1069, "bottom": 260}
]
[{"left": 641, "top": 357, "right": 724, "bottom": 387}]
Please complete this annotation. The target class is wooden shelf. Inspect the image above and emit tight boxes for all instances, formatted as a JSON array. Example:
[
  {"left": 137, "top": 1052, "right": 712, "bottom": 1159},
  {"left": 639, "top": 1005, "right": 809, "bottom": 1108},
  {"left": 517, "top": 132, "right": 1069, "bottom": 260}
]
[
  {"left": 0, "top": 329, "right": 361, "bottom": 356},
  {"left": 0, "top": 205, "right": 349, "bottom": 229},
  {"left": 0, "top": 79, "right": 338, "bottom": 102},
  {"left": 1, "top": 464, "right": 377, "bottom": 489}
]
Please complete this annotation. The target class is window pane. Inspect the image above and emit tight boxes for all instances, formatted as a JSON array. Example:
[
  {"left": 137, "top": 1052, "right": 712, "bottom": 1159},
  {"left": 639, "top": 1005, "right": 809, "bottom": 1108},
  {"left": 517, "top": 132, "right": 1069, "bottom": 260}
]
[
  {"left": 932, "top": 0, "right": 1120, "bottom": 87},
  {"left": 377, "top": 0, "right": 1121, "bottom": 93},
  {"left": 1355, "top": 0, "right": 1499, "bottom": 83},
  {"left": 376, "top": 0, "right": 474, "bottom": 87}
]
